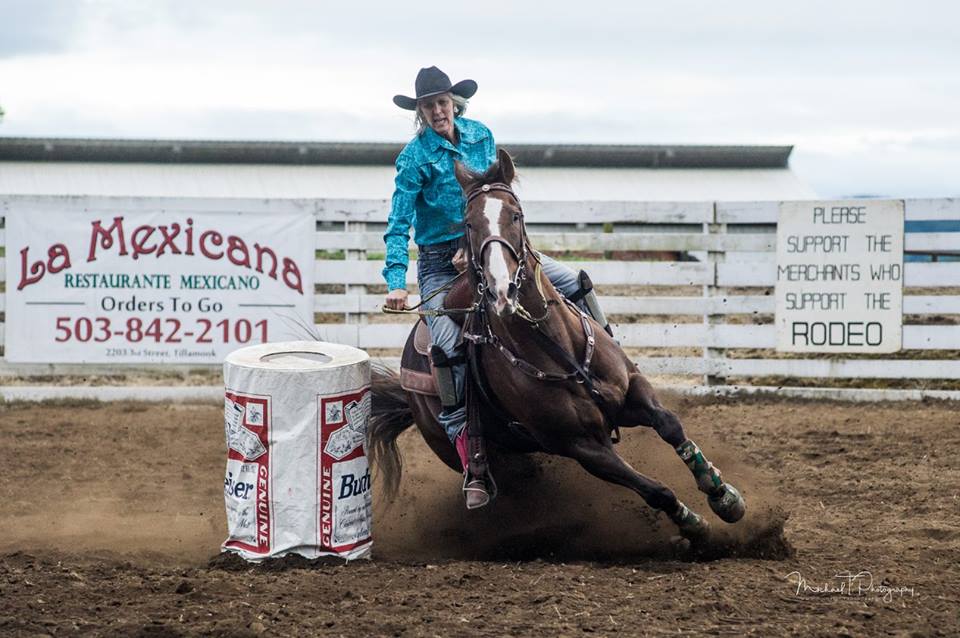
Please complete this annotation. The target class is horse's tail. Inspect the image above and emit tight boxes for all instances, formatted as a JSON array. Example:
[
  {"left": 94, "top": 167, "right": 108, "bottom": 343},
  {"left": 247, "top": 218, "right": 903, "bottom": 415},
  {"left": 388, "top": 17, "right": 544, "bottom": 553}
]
[{"left": 368, "top": 362, "right": 414, "bottom": 501}]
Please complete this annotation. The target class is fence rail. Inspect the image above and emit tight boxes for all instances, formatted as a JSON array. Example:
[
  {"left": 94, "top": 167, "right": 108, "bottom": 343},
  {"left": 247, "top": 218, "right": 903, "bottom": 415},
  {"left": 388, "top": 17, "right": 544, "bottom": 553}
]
[{"left": 1, "top": 195, "right": 958, "bottom": 384}]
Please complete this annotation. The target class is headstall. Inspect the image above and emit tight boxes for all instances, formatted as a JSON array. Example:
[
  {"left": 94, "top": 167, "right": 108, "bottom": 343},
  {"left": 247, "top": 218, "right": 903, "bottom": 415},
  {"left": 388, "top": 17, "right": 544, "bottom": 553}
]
[{"left": 463, "top": 182, "right": 532, "bottom": 300}]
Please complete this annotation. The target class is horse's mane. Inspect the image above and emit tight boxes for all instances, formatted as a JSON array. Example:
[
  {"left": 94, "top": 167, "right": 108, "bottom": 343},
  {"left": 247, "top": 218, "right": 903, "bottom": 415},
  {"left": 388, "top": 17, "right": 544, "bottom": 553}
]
[{"left": 459, "top": 158, "right": 514, "bottom": 194}]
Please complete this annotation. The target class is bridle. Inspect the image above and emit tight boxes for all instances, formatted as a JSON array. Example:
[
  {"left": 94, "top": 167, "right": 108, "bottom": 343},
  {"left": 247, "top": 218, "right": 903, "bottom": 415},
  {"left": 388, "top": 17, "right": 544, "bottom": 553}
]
[
  {"left": 463, "top": 182, "right": 538, "bottom": 313},
  {"left": 463, "top": 181, "right": 558, "bottom": 325}
]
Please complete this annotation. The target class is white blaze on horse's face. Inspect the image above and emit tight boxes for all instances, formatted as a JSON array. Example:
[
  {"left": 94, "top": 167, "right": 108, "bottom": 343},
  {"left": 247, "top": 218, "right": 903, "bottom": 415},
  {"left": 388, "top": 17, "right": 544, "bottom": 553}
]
[{"left": 482, "top": 196, "right": 518, "bottom": 317}]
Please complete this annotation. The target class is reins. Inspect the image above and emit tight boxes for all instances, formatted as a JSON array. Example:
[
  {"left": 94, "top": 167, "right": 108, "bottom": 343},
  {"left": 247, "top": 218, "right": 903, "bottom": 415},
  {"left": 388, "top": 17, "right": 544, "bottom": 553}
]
[{"left": 381, "top": 272, "right": 479, "bottom": 317}]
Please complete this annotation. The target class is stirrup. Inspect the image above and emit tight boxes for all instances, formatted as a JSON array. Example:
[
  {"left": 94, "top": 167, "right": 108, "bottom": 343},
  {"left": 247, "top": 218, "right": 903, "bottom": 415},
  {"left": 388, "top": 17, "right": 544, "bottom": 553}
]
[{"left": 463, "top": 475, "right": 491, "bottom": 510}]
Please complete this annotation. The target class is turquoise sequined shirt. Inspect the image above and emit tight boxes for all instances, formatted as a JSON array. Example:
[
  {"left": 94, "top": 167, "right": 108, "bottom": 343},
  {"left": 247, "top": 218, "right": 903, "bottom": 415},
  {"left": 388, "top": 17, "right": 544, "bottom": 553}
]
[{"left": 382, "top": 117, "right": 496, "bottom": 290}]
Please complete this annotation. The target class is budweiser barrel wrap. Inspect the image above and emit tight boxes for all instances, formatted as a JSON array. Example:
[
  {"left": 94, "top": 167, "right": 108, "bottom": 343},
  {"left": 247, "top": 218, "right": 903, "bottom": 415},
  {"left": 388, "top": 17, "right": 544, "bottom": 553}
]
[{"left": 222, "top": 341, "right": 372, "bottom": 561}]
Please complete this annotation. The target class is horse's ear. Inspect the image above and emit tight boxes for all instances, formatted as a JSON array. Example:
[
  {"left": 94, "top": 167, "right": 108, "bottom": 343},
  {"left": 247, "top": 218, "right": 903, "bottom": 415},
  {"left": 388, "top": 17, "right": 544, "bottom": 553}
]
[
  {"left": 497, "top": 148, "right": 515, "bottom": 185},
  {"left": 454, "top": 160, "right": 475, "bottom": 191}
]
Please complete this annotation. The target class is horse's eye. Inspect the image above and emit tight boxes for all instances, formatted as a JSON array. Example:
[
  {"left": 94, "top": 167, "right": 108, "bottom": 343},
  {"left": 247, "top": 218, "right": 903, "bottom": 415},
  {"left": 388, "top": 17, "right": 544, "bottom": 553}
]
[
  {"left": 512, "top": 213, "right": 521, "bottom": 223},
  {"left": 465, "top": 222, "right": 472, "bottom": 229}
]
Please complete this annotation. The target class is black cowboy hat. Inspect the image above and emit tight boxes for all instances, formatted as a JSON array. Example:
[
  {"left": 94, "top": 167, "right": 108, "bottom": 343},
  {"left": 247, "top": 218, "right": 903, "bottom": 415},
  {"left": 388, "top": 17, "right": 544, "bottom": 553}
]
[{"left": 393, "top": 66, "right": 478, "bottom": 110}]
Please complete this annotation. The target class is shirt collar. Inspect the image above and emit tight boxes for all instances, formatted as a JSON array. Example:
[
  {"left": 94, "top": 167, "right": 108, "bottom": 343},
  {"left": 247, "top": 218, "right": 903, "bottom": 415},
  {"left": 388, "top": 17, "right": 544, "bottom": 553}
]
[
  {"left": 421, "top": 118, "right": 480, "bottom": 152},
  {"left": 457, "top": 118, "right": 483, "bottom": 143}
]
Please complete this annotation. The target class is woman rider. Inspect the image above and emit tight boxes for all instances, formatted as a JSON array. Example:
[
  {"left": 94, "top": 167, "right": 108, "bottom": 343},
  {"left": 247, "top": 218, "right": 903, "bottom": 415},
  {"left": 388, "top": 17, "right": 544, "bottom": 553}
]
[{"left": 383, "top": 66, "right": 611, "bottom": 509}]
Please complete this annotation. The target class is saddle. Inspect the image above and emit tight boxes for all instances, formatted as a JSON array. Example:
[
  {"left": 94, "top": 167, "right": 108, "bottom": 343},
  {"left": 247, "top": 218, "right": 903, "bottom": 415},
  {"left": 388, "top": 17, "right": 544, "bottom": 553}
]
[{"left": 399, "top": 276, "right": 474, "bottom": 397}]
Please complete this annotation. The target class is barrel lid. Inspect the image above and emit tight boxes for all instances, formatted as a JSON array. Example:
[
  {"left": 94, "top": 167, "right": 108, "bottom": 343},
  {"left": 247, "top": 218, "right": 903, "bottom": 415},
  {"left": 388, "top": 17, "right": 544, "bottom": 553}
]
[{"left": 224, "top": 341, "right": 369, "bottom": 370}]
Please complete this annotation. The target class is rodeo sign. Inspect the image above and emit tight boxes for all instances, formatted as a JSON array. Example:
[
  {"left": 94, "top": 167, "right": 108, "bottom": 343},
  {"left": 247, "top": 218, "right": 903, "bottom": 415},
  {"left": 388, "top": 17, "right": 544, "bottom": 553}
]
[
  {"left": 6, "top": 202, "right": 315, "bottom": 363},
  {"left": 775, "top": 200, "right": 904, "bottom": 353}
]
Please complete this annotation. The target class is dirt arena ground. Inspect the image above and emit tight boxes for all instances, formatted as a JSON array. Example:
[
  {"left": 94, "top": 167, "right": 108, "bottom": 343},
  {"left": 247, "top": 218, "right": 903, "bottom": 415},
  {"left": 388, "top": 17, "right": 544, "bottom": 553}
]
[{"left": 0, "top": 395, "right": 957, "bottom": 637}]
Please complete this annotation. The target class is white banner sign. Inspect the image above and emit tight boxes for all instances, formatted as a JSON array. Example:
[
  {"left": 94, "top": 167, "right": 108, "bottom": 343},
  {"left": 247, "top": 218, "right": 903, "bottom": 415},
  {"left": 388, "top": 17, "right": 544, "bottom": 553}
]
[
  {"left": 775, "top": 200, "right": 904, "bottom": 353},
  {"left": 5, "top": 206, "right": 315, "bottom": 363}
]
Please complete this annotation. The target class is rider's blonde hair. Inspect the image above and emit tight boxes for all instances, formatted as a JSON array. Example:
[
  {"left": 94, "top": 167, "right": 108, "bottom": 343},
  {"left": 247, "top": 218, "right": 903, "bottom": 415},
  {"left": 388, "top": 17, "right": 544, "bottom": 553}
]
[{"left": 415, "top": 92, "right": 468, "bottom": 135}]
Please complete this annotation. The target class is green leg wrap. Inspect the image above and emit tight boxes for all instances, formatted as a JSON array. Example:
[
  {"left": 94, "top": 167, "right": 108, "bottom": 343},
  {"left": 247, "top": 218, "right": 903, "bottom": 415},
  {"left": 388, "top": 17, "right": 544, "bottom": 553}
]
[
  {"left": 669, "top": 501, "right": 709, "bottom": 540},
  {"left": 676, "top": 439, "right": 724, "bottom": 496}
]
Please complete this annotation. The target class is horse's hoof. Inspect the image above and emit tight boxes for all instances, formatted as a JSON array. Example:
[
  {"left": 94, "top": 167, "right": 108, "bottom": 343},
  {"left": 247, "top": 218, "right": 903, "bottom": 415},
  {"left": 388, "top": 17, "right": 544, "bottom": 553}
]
[
  {"left": 672, "top": 502, "right": 710, "bottom": 541},
  {"left": 669, "top": 535, "right": 692, "bottom": 557},
  {"left": 680, "top": 512, "right": 710, "bottom": 542},
  {"left": 709, "top": 484, "right": 746, "bottom": 523}
]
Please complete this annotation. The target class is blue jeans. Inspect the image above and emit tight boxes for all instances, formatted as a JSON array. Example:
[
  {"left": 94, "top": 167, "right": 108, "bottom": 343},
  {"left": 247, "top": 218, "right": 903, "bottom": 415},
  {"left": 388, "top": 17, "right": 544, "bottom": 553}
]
[{"left": 417, "top": 239, "right": 581, "bottom": 442}]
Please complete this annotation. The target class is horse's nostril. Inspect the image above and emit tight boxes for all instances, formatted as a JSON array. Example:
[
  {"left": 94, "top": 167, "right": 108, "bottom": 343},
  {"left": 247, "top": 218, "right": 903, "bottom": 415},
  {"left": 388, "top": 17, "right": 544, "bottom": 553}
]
[{"left": 507, "top": 282, "right": 518, "bottom": 298}]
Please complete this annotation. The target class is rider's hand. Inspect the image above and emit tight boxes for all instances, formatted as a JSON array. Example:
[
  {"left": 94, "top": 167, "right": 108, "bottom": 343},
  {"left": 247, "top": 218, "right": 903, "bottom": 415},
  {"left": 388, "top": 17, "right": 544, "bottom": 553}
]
[
  {"left": 384, "top": 288, "right": 409, "bottom": 311},
  {"left": 452, "top": 248, "right": 468, "bottom": 273}
]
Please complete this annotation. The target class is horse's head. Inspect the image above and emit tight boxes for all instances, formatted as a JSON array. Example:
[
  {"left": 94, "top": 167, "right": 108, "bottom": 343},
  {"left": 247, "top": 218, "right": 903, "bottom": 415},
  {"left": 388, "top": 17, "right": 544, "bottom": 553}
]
[{"left": 455, "top": 149, "right": 528, "bottom": 318}]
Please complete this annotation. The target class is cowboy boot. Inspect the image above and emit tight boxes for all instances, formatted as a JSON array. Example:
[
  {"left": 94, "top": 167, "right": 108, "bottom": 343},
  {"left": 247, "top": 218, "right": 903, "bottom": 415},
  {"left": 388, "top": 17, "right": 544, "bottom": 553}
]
[
  {"left": 431, "top": 345, "right": 462, "bottom": 412},
  {"left": 456, "top": 428, "right": 490, "bottom": 510},
  {"left": 676, "top": 439, "right": 746, "bottom": 523}
]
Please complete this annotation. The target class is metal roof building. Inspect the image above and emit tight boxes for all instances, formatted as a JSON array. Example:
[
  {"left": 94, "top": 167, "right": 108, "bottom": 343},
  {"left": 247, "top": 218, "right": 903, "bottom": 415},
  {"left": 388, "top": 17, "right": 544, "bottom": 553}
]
[{"left": 0, "top": 137, "right": 816, "bottom": 201}]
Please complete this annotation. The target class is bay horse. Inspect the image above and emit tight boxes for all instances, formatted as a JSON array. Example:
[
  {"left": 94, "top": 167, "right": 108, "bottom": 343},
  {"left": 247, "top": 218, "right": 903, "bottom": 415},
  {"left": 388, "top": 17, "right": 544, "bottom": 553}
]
[{"left": 369, "top": 148, "right": 745, "bottom": 542}]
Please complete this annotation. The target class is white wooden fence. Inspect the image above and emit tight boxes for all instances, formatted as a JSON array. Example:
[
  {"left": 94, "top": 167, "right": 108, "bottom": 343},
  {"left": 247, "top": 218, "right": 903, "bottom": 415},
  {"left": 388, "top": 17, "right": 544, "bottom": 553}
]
[{"left": 1, "top": 195, "right": 958, "bottom": 385}]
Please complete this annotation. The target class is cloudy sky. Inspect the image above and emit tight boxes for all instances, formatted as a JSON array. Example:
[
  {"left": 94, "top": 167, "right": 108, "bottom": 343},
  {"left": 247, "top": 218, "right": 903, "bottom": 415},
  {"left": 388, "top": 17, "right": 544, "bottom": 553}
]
[{"left": 1, "top": 0, "right": 957, "bottom": 198}]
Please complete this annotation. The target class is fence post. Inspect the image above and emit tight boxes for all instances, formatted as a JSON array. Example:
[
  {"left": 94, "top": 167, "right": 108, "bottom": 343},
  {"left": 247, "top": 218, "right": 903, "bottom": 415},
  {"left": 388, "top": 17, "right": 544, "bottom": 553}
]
[
  {"left": 702, "top": 203, "right": 727, "bottom": 385},
  {"left": 344, "top": 220, "right": 368, "bottom": 335}
]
